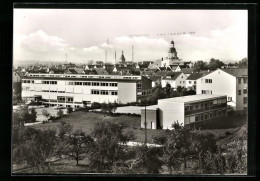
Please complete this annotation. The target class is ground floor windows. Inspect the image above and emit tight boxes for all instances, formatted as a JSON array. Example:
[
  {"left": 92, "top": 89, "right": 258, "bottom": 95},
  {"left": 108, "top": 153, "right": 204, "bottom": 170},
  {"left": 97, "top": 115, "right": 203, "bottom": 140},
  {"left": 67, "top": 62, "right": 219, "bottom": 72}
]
[{"left": 192, "top": 108, "right": 226, "bottom": 123}]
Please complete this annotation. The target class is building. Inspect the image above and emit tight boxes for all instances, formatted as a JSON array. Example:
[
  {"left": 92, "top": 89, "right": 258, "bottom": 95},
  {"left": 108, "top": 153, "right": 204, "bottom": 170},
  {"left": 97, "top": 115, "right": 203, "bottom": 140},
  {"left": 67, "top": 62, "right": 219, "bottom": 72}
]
[
  {"left": 161, "top": 40, "right": 185, "bottom": 67},
  {"left": 185, "top": 73, "right": 205, "bottom": 89},
  {"left": 196, "top": 68, "right": 247, "bottom": 111},
  {"left": 13, "top": 70, "right": 22, "bottom": 83},
  {"left": 141, "top": 94, "right": 227, "bottom": 129},
  {"left": 21, "top": 73, "right": 152, "bottom": 107},
  {"left": 161, "top": 72, "right": 187, "bottom": 89}
]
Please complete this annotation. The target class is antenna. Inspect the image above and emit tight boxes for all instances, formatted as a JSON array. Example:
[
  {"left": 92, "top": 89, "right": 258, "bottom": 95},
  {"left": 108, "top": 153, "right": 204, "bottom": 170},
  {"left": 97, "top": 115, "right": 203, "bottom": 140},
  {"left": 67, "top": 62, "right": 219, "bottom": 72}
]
[{"left": 115, "top": 50, "right": 116, "bottom": 64}]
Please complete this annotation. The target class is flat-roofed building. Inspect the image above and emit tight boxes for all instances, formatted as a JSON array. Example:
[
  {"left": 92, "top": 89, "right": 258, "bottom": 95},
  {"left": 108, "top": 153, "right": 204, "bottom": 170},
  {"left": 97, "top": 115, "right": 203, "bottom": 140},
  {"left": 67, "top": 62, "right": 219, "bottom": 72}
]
[
  {"left": 21, "top": 73, "right": 152, "bottom": 108},
  {"left": 141, "top": 94, "right": 227, "bottom": 129}
]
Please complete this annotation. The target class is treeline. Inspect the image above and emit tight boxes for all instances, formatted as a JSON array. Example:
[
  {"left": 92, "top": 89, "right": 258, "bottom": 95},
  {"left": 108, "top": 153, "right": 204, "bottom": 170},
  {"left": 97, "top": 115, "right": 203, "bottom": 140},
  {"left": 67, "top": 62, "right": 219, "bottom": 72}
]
[
  {"left": 193, "top": 58, "right": 248, "bottom": 72},
  {"left": 12, "top": 121, "right": 247, "bottom": 174}
]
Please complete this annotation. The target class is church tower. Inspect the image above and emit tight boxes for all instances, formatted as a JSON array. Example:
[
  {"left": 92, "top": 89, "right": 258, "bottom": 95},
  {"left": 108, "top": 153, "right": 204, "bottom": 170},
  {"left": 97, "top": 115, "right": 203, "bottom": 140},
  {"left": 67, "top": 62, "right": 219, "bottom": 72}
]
[
  {"left": 120, "top": 50, "right": 126, "bottom": 63},
  {"left": 168, "top": 40, "right": 178, "bottom": 60}
]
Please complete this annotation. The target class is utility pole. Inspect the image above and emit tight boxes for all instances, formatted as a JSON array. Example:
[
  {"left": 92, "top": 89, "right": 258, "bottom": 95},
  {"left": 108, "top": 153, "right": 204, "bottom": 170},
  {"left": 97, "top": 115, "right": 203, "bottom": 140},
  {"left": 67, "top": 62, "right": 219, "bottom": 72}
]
[{"left": 145, "top": 104, "right": 147, "bottom": 145}]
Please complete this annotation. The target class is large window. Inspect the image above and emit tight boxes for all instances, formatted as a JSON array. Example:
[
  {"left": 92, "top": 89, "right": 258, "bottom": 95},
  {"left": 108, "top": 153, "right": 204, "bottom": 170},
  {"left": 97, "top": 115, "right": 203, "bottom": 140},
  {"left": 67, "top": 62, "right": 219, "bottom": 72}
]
[
  {"left": 243, "top": 97, "right": 247, "bottom": 104},
  {"left": 243, "top": 78, "right": 247, "bottom": 84},
  {"left": 75, "top": 82, "right": 82, "bottom": 85},
  {"left": 83, "top": 82, "right": 91, "bottom": 86},
  {"left": 101, "top": 90, "right": 109, "bottom": 95},
  {"left": 92, "top": 82, "right": 100, "bottom": 86},
  {"left": 205, "top": 79, "right": 212, "bottom": 83},
  {"left": 111, "top": 91, "right": 118, "bottom": 95},
  {"left": 243, "top": 89, "right": 247, "bottom": 94},
  {"left": 50, "top": 81, "right": 57, "bottom": 84},
  {"left": 91, "top": 90, "right": 100, "bottom": 95}
]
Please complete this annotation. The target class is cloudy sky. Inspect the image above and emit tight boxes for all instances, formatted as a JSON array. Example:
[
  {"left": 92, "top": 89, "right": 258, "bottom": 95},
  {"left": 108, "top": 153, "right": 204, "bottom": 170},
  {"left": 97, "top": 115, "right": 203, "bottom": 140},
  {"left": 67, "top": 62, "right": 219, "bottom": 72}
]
[{"left": 13, "top": 9, "right": 247, "bottom": 64}]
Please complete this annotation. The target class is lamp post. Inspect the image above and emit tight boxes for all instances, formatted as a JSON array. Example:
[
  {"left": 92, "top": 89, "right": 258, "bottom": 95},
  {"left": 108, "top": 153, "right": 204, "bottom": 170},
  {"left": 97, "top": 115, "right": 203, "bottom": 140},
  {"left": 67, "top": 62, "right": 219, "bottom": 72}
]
[{"left": 139, "top": 99, "right": 147, "bottom": 145}]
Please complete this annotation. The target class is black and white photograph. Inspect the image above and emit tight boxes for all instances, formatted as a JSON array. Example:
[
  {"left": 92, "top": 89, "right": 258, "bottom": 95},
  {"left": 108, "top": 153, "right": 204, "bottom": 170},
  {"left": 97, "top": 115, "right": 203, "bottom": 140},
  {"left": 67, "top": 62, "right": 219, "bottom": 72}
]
[{"left": 12, "top": 7, "right": 250, "bottom": 175}]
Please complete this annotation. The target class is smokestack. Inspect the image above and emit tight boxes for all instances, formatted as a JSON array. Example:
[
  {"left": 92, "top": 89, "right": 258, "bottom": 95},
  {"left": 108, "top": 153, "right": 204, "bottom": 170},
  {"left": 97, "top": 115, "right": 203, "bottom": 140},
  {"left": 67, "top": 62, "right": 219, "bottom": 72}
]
[{"left": 132, "top": 45, "right": 134, "bottom": 62}]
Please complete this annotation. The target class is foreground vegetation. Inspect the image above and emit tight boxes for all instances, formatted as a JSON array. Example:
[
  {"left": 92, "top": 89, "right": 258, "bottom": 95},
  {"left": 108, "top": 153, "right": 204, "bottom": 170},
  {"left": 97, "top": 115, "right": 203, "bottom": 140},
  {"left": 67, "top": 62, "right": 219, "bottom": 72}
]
[{"left": 12, "top": 114, "right": 247, "bottom": 174}]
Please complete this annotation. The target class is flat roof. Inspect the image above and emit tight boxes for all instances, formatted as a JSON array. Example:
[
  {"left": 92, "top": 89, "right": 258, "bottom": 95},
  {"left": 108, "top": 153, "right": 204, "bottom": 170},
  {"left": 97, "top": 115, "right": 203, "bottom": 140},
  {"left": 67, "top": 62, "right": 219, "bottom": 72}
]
[
  {"left": 143, "top": 105, "right": 159, "bottom": 110},
  {"left": 158, "top": 94, "right": 226, "bottom": 103}
]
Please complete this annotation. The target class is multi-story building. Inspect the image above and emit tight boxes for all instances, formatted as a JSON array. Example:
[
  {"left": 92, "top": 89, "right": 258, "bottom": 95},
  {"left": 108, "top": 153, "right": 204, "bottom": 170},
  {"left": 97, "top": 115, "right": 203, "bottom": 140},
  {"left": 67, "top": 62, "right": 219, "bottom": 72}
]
[
  {"left": 185, "top": 73, "right": 205, "bottom": 89},
  {"left": 196, "top": 68, "right": 247, "bottom": 111},
  {"left": 21, "top": 73, "right": 152, "bottom": 108},
  {"left": 141, "top": 94, "right": 227, "bottom": 129}
]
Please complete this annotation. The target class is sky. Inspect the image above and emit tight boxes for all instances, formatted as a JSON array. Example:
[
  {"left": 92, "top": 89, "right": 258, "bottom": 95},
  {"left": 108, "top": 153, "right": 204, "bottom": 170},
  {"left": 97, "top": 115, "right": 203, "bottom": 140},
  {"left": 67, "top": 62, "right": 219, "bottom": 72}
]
[{"left": 13, "top": 9, "right": 248, "bottom": 64}]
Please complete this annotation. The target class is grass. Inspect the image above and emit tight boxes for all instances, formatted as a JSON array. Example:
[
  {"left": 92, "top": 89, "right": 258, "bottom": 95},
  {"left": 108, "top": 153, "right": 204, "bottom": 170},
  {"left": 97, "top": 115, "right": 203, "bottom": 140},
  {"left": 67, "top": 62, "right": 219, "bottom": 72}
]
[{"left": 31, "top": 111, "right": 165, "bottom": 143}]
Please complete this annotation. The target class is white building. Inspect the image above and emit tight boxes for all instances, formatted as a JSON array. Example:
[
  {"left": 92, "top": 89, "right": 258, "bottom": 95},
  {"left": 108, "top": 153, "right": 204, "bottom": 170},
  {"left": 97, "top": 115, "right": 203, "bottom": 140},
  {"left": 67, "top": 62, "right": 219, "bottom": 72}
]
[
  {"left": 21, "top": 73, "right": 152, "bottom": 108},
  {"left": 161, "top": 72, "right": 187, "bottom": 89},
  {"left": 196, "top": 68, "right": 247, "bottom": 111},
  {"left": 185, "top": 73, "right": 205, "bottom": 89},
  {"left": 141, "top": 94, "right": 227, "bottom": 129}
]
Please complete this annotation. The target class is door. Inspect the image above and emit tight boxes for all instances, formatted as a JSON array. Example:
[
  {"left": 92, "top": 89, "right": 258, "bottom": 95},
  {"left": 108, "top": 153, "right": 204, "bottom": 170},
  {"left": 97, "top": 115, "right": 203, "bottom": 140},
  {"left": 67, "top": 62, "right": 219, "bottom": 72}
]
[{"left": 151, "top": 122, "right": 156, "bottom": 129}]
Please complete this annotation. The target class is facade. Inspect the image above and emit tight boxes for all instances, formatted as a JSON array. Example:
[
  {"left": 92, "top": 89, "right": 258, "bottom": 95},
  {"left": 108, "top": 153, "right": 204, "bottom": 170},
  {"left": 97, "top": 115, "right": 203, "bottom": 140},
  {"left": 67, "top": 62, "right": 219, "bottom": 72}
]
[
  {"left": 196, "top": 68, "right": 247, "bottom": 111},
  {"left": 13, "top": 70, "right": 22, "bottom": 83},
  {"left": 141, "top": 94, "right": 227, "bottom": 129},
  {"left": 21, "top": 73, "right": 152, "bottom": 107},
  {"left": 161, "top": 72, "right": 187, "bottom": 89},
  {"left": 185, "top": 73, "right": 205, "bottom": 89}
]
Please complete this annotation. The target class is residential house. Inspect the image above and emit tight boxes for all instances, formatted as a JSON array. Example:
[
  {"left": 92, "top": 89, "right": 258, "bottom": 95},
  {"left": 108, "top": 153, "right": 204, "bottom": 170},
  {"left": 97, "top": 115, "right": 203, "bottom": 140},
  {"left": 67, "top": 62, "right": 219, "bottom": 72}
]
[
  {"left": 196, "top": 68, "right": 247, "bottom": 111},
  {"left": 185, "top": 73, "right": 205, "bottom": 89},
  {"left": 161, "top": 72, "right": 187, "bottom": 89}
]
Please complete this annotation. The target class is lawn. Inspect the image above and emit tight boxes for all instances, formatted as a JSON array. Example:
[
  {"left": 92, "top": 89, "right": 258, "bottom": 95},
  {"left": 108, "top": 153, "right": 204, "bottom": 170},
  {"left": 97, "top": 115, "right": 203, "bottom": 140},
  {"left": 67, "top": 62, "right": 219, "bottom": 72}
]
[{"left": 31, "top": 111, "right": 165, "bottom": 143}]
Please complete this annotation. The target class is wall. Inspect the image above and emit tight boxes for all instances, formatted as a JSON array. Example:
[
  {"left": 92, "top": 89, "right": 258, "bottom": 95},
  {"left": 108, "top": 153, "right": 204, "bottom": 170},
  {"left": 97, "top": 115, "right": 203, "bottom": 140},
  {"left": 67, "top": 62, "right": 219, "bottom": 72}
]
[
  {"left": 158, "top": 100, "right": 184, "bottom": 129},
  {"left": 236, "top": 77, "right": 248, "bottom": 111},
  {"left": 174, "top": 73, "right": 188, "bottom": 88},
  {"left": 141, "top": 109, "right": 157, "bottom": 129},
  {"left": 196, "top": 69, "right": 237, "bottom": 110},
  {"left": 118, "top": 82, "right": 137, "bottom": 103}
]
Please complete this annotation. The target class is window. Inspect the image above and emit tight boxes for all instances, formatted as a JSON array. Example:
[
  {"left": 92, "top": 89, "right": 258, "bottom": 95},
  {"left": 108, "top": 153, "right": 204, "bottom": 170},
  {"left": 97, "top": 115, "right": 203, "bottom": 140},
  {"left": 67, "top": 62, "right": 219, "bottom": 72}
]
[
  {"left": 185, "top": 106, "right": 189, "bottom": 111},
  {"left": 183, "top": 81, "right": 185, "bottom": 83},
  {"left": 243, "top": 97, "right": 247, "bottom": 104},
  {"left": 243, "top": 78, "right": 247, "bottom": 84},
  {"left": 201, "top": 103, "right": 204, "bottom": 108},
  {"left": 67, "top": 97, "right": 73, "bottom": 102},
  {"left": 228, "top": 97, "right": 232, "bottom": 102},
  {"left": 205, "top": 79, "right": 212, "bottom": 83},
  {"left": 195, "top": 104, "right": 199, "bottom": 109},
  {"left": 238, "top": 90, "right": 241, "bottom": 95},
  {"left": 181, "top": 76, "right": 183, "bottom": 78},
  {"left": 194, "top": 81, "right": 196, "bottom": 85},
  {"left": 137, "top": 82, "right": 142, "bottom": 90},
  {"left": 195, "top": 116, "right": 200, "bottom": 122},
  {"left": 204, "top": 114, "right": 208, "bottom": 120},
  {"left": 243, "top": 89, "right": 247, "bottom": 94},
  {"left": 222, "top": 109, "right": 226, "bottom": 115},
  {"left": 91, "top": 90, "right": 100, "bottom": 95},
  {"left": 218, "top": 110, "right": 222, "bottom": 116},
  {"left": 68, "top": 82, "right": 74, "bottom": 85},
  {"left": 201, "top": 114, "right": 204, "bottom": 121},
  {"left": 83, "top": 82, "right": 91, "bottom": 86},
  {"left": 111, "top": 91, "right": 118, "bottom": 95},
  {"left": 101, "top": 90, "right": 109, "bottom": 95},
  {"left": 92, "top": 82, "right": 100, "bottom": 86},
  {"left": 210, "top": 112, "right": 213, "bottom": 118},
  {"left": 238, "top": 78, "right": 241, "bottom": 84},
  {"left": 180, "top": 81, "right": 181, "bottom": 84},
  {"left": 189, "top": 105, "right": 193, "bottom": 110},
  {"left": 209, "top": 101, "right": 213, "bottom": 107},
  {"left": 189, "top": 81, "right": 191, "bottom": 84}
]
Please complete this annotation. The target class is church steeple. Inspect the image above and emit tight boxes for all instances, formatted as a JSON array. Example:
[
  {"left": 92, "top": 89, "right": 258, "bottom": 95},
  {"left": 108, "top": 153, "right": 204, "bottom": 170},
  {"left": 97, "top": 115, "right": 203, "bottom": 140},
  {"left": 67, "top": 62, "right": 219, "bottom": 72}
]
[
  {"left": 168, "top": 40, "right": 178, "bottom": 59},
  {"left": 120, "top": 50, "right": 126, "bottom": 63}
]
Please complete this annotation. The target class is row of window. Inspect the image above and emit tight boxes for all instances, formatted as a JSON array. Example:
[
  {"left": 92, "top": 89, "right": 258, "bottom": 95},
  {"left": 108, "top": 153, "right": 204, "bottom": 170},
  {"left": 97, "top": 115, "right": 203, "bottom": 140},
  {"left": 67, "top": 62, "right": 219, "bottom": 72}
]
[
  {"left": 67, "top": 81, "right": 118, "bottom": 87},
  {"left": 238, "top": 78, "right": 247, "bottom": 84},
  {"left": 238, "top": 89, "right": 247, "bottom": 95},
  {"left": 201, "top": 90, "right": 212, "bottom": 94},
  {"left": 185, "top": 98, "right": 226, "bottom": 111},
  {"left": 188, "top": 81, "right": 197, "bottom": 84},
  {"left": 91, "top": 90, "right": 118, "bottom": 95},
  {"left": 195, "top": 109, "right": 226, "bottom": 122},
  {"left": 205, "top": 79, "right": 212, "bottom": 83},
  {"left": 42, "top": 81, "right": 57, "bottom": 84},
  {"left": 22, "top": 80, "right": 33, "bottom": 83},
  {"left": 141, "top": 89, "right": 152, "bottom": 96}
]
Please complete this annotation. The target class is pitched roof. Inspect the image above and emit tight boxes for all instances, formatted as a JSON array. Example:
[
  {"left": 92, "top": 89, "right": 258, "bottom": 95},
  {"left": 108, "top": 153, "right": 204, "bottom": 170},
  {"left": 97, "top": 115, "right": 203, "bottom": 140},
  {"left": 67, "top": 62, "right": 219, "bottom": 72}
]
[
  {"left": 155, "top": 71, "right": 173, "bottom": 76},
  {"left": 186, "top": 73, "right": 205, "bottom": 80},
  {"left": 148, "top": 76, "right": 161, "bottom": 81},
  {"left": 162, "top": 72, "right": 183, "bottom": 80},
  {"left": 181, "top": 68, "right": 195, "bottom": 74},
  {"left": 220, "top": 68, "right": 247, "bottom": 77},
  {"left": 94, "top": 68, "right": 108, "bottom": 75}
]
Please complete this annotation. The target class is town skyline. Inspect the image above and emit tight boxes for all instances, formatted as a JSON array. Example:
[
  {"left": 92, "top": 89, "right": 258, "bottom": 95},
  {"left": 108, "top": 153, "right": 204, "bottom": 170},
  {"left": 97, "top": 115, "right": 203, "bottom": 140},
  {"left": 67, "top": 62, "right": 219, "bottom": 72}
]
[{"left": 14, "top": 9, "right": 247, "bottom": 65}]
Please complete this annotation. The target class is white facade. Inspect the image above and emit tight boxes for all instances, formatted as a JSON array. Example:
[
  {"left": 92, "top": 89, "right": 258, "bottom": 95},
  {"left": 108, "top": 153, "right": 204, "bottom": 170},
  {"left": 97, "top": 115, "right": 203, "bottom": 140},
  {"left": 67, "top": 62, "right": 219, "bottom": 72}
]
[
  {"left": 196, "top": 69, "right": 247, "bottom": 111},
  {"left": 186, "top": 80, "right": 196, "bottom": 89},
  {"left": 161, "top": 72, "right": 187, "bottom": 89},
  {"left": 141, "top": 94, "right": 227, "bottom": 129},
  {"left": 22, "top": 73, "right": 151, "bottom": 108}
]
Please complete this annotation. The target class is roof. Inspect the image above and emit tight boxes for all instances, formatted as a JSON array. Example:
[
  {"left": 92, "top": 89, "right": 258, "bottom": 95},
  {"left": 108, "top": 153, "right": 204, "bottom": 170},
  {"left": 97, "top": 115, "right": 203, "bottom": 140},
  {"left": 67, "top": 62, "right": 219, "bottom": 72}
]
[
  {"left": 186, "top": 73, "right": 205, "bottom": 80},
  {"left": 142, "top": 105, "right": 159, "bottom": 110},
  {"left": 148, "top": 76, "right": 161, "bottom": 81},
  {"left": 162, "top": 72, "right": 183, "bottom": 80},
  {"left": 155, "top": 71, "right": 173, "bottom": 76},
  {"left": 181, "top": 68, "right": 195, "bottom": 74},
  {"left": 94, "top": 68, "right": 108, "bottom": 75},
  {"left": 220, "top": 68, "right": 247, "bottom": 77},
  {"left": 159, "top": 94, "right": 226, "bottom": 104}
]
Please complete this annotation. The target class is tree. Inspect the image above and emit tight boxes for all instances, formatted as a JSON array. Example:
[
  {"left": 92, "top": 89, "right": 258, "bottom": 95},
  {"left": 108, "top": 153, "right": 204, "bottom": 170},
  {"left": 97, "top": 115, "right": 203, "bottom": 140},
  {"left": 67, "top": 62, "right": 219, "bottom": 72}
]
[
  {"left": 57, "top": 109, "right": 64, "bottom": 118},
  {"left": 130, "top": 145, "right": 163, "bottom": 174},
  {"left": 88, "top": 122, "right": 135, "bottom": 171},
  {"left": 165, "top": 83, "right": 172, "bottom": 98},
  {"left": 162, "top": 122, "right": 195, "bottom": 174},
  {"left": 208, "top": 58, "right": 225, "bottom": 70},
  {"left": 13, "top": 127, "right": 57, "bottom": 172},
  {"left": 42, "top": 109, "right": 50, "bottom": 120},
  {"left": 193, "top": 60, "right": 208, "bottom": 72},
  {"left": 238, "top": 58, "right": 248, "bottom": 68},
  {"left": 67, "top": 106, "right": 73, "bottom": 114},
  {"left": 61, "top": 129, "right": 93, "bottom": 165}
]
